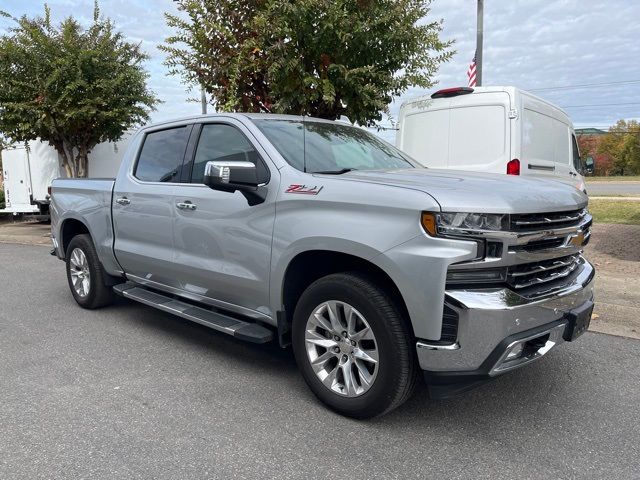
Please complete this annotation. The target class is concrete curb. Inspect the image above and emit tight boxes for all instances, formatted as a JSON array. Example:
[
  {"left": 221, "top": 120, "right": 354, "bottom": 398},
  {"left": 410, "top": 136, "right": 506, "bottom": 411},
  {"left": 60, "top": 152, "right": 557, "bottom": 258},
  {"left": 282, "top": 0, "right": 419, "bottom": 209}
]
[{"left": 0, "top": 238, "right": 51, "bottom": 247}]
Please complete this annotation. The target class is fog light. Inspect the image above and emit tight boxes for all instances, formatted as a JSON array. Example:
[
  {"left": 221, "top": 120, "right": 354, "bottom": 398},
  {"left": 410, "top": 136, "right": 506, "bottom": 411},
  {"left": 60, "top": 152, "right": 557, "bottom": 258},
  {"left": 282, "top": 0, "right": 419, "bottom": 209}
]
[{"left": 505, "top": 343, "right": 524, "bottom": 360}]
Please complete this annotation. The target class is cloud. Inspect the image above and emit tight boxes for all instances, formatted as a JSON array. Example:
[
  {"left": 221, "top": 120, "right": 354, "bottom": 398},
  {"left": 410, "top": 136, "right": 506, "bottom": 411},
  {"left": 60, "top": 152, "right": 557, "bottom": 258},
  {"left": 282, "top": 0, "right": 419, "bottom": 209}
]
[{"left": 405, "top": 0, "right": 640, "bottom": 129}]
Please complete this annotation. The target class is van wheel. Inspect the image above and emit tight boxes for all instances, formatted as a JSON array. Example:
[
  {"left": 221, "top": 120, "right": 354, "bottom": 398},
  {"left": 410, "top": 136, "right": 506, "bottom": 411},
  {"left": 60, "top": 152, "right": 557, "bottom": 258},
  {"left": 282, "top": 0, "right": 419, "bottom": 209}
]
[
  {"left": 292, "top": 272, "right": 418, "bottom": 418},
  {"left": 65, "top": 234, "right": 114, "bottom": 309}
]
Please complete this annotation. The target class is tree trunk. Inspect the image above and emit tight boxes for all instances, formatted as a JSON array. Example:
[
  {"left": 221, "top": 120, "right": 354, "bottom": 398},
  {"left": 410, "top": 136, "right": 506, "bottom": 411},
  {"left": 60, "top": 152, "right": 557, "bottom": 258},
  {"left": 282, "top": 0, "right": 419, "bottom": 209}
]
[
  {"left": 76, "top": 147, "right": 88, "bottom": 178},
  {"left": 54, "top": 141, "right": 91, "bottom": 178},
  {"left": 53, "top": 141, "right": 75, "bottom": 177},
  {"left": 62, "top": 162, "right": 73, "bottom": 178}
]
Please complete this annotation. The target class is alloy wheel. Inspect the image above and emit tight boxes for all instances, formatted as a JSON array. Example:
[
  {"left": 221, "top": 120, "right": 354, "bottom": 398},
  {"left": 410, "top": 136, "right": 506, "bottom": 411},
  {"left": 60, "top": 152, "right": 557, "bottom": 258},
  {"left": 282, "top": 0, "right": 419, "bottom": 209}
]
[
  {"left": 304, "top": 300, "right": 379, "bottom": 397},
  {"left": 69, "top": 248, "right": 91, "bottom": 298}
]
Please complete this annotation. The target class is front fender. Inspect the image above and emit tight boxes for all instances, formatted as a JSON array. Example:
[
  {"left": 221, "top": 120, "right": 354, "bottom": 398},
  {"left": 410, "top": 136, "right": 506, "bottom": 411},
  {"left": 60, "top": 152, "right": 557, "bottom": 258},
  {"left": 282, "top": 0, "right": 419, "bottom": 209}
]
[
  {"left": 373, "top": 234, "right": 477, "bottom": 340},
  {"left": 269, "top": 236, "right": 386, "bottom": 313}
]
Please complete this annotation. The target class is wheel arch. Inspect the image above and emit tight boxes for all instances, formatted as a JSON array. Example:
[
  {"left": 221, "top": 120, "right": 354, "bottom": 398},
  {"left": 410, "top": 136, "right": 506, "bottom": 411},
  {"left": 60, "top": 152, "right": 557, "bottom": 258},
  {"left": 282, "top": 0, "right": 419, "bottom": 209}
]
[
  {"left": 60, "top": 217, "right": 91, "bottom": 257},
  {"left": 279, "top": 249, "right": 414, "bottom": 342}
]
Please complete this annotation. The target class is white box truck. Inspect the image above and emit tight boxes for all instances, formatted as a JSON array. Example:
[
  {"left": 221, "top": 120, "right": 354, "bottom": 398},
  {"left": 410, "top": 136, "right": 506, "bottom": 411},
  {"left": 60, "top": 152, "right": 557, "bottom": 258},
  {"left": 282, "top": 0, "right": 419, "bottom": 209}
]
[
  {"left": 1, "top": 133, "right": 132, "bottom": 216},
  {"left": 396, "top": 86, "right": 589, "bottom": 193}
]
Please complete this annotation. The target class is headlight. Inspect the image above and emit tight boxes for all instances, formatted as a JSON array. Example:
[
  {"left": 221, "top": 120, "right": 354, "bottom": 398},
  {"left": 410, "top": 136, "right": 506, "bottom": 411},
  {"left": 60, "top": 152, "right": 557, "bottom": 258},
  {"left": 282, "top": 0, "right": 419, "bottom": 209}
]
[{"left": 421, "top": 212, "right": 508, "bottom": 237}]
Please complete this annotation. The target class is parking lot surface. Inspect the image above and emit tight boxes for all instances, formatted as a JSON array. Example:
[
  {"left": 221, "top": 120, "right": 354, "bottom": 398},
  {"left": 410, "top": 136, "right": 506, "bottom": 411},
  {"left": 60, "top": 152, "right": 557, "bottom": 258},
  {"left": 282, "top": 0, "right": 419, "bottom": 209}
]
[{"left": 1, "top": 244, "right": 639, "bottom": 479}]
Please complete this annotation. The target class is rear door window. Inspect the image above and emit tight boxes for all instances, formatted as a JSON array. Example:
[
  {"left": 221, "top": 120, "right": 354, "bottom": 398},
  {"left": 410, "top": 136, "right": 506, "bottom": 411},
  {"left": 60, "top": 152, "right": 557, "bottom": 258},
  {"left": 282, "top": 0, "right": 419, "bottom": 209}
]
[
  {"left": 448, "top": 105, "right": 506, "bottom": 167},
  {"left": 402, "top": 110, "right": 449, "bottom": 168},
  {"left": 134, "top": 126, "right": 191, "bottom": 182}
]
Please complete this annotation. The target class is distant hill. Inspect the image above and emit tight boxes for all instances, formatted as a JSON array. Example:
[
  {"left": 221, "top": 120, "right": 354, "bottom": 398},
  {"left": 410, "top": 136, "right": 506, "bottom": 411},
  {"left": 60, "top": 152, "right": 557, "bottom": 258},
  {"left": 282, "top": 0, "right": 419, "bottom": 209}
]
[{"left": 575, "top": 128, "right": 607, "bottom": 136}]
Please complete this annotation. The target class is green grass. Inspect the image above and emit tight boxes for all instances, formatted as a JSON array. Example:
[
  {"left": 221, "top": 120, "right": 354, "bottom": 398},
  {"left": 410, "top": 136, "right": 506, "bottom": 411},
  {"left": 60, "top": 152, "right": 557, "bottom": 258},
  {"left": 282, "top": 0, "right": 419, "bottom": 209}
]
[
  {"left": 587, "top": 176, "right": 640, "bottom": 182},
  {"left": 589, "top": 199, "right": 640, "bottom": 225}
]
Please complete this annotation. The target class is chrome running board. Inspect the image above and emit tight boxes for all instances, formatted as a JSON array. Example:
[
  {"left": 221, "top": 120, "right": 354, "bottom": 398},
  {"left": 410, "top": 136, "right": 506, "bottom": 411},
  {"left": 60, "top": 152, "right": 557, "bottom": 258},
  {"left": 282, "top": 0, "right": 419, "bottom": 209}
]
[{"left": 113, "top": 283, "right": 274, "bottom": 344}]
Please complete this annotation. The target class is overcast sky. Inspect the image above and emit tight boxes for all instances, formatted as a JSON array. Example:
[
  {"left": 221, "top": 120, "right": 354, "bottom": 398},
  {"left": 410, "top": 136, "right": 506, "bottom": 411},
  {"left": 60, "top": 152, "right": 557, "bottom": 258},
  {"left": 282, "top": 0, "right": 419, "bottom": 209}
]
[{"left": 2, "top": 0, "right": 639, "bottom": 141}]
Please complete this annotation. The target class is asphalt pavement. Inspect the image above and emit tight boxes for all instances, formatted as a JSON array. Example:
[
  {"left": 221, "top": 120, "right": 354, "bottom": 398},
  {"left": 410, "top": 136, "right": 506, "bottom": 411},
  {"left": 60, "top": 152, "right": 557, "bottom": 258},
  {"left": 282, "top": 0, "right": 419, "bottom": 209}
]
[
  {"left": 1, "top": 243, "right": 639, "bottom": 479},
  {"left": 586, "top": 181, "right": 640, "bottom": 196}
]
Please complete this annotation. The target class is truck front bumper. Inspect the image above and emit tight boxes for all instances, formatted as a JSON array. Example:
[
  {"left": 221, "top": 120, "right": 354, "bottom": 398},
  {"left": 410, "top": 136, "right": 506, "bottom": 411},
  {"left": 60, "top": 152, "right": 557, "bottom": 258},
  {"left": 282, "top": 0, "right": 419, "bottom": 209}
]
[{"left": 417, "top": 259, "right": 595, "bottom": 398}]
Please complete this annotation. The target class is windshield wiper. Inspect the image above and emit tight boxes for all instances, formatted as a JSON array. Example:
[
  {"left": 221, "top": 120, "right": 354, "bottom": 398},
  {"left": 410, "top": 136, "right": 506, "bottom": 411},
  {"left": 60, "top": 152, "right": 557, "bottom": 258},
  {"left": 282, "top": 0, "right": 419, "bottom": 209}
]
[{"left": 312, "top": 168, "right": 358, "bottom": 175}]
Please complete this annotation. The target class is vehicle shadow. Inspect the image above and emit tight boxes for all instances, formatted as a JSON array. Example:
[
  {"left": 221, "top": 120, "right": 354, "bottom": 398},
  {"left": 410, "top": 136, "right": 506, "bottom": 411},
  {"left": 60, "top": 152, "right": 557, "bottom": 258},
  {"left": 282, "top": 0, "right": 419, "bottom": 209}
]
[{"left": 104, "top": 295, "right": 609, "bottom": 438}]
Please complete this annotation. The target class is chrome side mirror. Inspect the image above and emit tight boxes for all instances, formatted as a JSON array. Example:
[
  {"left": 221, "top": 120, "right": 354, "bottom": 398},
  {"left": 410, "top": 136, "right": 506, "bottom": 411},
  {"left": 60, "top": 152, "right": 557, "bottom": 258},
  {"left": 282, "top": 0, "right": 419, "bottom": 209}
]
[
  {"left": 203, "top": 160, "right": 267, "bottom": 205},
  {"left": 204, "top": 161, "right": 258, "bottom": 188},
  {"left": 584, "top": 156, "right": 595, "bottom": 175}
]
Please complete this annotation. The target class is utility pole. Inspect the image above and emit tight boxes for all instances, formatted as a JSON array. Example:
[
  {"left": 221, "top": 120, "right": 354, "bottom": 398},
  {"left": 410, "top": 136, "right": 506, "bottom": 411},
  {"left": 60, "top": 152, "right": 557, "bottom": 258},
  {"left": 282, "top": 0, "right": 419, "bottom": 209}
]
[
  {"left": 476, "top": 0, "right": 484, "bottom": 86},
  {"left": 201, "top": 85, "right": 207, "bottom": 114}
]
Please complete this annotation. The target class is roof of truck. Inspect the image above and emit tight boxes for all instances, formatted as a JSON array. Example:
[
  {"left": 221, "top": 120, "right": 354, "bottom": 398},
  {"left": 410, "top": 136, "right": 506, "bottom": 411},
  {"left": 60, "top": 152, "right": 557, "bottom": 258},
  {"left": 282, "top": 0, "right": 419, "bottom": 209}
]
[{"left": 138, "top": 112, "right": 339, "bottom": 132}]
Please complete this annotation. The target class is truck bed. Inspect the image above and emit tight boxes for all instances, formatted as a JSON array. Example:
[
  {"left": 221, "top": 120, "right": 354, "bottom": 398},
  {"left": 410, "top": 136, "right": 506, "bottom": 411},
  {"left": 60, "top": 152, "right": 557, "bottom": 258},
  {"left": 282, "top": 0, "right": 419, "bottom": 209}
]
[{"left": 50, "top": 178, "right": 118, "bottom": 273}]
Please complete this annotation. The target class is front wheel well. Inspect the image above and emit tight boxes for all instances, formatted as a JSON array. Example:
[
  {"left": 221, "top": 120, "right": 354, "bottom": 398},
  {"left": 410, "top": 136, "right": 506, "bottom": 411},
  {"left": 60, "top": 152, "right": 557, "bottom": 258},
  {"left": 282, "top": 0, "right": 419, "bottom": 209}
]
[
  {"left": 60, "top": 219, "right": 90, "bottom": 257},
  {"left": 281, "top": 250, "right": 413, "bottom": 336}
]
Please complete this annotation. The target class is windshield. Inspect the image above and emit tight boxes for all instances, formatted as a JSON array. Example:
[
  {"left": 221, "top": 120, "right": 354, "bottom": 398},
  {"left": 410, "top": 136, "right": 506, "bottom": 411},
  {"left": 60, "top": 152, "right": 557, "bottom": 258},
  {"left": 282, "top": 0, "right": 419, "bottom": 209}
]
[{"left": 253, "top": 119, "right": 417, "bottom": 173}]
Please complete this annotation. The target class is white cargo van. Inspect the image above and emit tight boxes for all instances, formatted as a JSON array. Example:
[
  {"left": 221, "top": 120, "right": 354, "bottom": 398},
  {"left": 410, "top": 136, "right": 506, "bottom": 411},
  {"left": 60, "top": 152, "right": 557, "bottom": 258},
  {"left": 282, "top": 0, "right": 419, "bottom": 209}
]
[{"left": 396, "top": 86, "right": 587, "bottom": 193}]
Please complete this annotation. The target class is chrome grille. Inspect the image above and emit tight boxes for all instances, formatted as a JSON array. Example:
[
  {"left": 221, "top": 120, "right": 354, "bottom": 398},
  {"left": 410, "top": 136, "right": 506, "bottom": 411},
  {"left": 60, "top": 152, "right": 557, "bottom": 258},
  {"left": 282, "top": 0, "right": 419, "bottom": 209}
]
[
  {"left": 446, "top": 207, "right": 592, "bottom": 298},
  {"left": 511, "top": 237, "right": 566, "bottom": 252},
  {"left": 510, "top": 209, "right": 587, "bottom": 231},
  {"left": 509, "top": 208, "right": 591, "bottom": 253},
  {"left": 507, "top": 254, "right": 581, "bottom": 290}
]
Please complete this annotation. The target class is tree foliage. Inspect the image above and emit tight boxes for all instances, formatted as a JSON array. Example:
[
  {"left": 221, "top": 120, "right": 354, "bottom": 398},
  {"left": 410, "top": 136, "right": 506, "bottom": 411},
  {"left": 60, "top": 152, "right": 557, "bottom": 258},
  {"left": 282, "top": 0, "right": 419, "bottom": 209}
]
[
  {"left": 597, "top": 120, "right": 640, "bottom": 175},
  {"left": 162, "top": 0, "right": 453, "bottom": 126},
  {"left": 0, "top": 3, "right": 159, "bottom": 177},
  {"left": 577, "top": 134, "right": 613, "bottom": 176}
]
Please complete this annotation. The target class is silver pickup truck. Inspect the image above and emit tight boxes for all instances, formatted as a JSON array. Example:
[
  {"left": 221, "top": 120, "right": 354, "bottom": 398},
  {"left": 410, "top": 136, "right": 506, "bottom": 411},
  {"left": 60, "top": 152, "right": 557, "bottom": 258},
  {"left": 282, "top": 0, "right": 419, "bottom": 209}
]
[{"left": 51, "top": 113, "right": 594, "bottom": 418}]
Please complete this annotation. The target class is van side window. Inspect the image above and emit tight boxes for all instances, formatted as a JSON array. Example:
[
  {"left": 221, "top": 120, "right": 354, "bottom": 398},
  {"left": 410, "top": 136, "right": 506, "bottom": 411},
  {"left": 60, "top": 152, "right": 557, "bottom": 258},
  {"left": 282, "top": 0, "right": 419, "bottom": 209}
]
[
  {"left": 571, "top": 134, "right": 582, "bottom": 172},
  {"left": 523, "top": 109, "right": 572, "bottom": 165},
  {"left": 134, "top": 127, "right": 190, "bottom": 182},
  {"left": 190, "top": 124, "right": 261, "bottom": 184}
]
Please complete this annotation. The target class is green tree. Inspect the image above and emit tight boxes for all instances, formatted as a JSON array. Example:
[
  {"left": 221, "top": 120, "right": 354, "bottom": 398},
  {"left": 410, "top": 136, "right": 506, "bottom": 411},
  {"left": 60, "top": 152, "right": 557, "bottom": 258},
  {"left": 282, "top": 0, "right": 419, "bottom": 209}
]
[
  {"left": 0, "top": 3, "right": 159, "bottom": 177},
  {"left": 598, "top": 120, "right": 640, "bottom": 175},
  {"left": 162, "top": 0, "right": 453, "bottom": 126}
]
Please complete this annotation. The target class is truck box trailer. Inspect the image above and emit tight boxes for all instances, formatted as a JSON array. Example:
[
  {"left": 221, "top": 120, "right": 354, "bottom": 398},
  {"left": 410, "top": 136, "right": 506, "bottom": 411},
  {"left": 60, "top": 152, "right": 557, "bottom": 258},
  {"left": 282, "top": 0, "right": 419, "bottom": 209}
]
[{"left": 1, "top": 133, "right": 132, "bottom": 216}]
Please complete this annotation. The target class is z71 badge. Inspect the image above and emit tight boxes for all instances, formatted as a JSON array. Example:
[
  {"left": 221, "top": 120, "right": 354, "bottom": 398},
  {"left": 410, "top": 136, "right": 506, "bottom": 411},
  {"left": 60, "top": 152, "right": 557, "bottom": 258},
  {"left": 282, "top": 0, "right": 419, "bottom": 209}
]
[{"left": 285, "top": 184, "right": 323, "bottom": 195}]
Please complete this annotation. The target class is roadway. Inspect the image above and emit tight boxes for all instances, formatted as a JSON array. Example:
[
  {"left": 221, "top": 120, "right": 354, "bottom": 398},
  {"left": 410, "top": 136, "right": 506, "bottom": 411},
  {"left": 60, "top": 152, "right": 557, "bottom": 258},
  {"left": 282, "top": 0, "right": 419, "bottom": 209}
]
[
  {"left": 587, "top": 181, "right": 640, "bottom": 196},
  {"left": 1, "top": 244, "right": 638, "bottom": 479}
]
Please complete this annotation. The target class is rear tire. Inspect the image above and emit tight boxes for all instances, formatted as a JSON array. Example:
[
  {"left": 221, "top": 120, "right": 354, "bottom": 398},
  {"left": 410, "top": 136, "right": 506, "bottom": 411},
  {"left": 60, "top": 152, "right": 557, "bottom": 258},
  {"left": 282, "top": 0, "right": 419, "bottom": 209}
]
[
  {"left": 65, "top": 234, "right": 114, "bottom": 309},
  {"left": 292, "top": 272, "right": 418, "bottom": 419}
]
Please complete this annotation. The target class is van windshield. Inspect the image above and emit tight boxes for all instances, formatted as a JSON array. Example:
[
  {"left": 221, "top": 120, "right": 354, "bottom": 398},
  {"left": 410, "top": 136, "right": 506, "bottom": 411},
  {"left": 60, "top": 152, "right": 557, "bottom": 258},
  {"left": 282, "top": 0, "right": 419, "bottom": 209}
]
[{"left": 253, "top": 119, "right": 417, "bottom": 173}]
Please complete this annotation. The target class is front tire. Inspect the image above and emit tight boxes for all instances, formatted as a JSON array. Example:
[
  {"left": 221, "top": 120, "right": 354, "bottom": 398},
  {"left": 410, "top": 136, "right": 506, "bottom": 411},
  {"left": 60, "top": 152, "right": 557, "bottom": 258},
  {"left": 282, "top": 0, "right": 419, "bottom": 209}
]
[
  {"left": 65, "top": 234, "right": 114, "bottom": 309},
  {"left": 292, "top": 272, "right": 418, "bottom": 418}
]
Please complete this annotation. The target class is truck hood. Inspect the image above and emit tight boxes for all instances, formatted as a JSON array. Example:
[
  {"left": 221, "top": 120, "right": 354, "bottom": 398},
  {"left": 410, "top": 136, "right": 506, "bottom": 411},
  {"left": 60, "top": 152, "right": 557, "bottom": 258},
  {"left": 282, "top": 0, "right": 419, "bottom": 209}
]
[{"left": 336, "top": 168, "right": 588, "bottom": 213}]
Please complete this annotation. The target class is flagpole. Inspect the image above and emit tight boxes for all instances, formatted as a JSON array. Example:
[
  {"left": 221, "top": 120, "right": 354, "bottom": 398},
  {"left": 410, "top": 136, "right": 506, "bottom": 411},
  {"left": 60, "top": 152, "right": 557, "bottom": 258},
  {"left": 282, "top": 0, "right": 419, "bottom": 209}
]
[
  {"left": 201, "top": 85, "right": 207, "bottom": 114},
  {"left": 476, "top": 0, "right": 484, "bottom": 86}
]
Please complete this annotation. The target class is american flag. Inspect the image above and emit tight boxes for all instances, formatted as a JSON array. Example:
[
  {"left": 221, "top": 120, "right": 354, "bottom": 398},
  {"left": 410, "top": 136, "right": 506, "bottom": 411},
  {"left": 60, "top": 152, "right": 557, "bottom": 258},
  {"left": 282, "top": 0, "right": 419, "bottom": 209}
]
[{"left": 467, "top": 51, "right": 477, "bottom": 87}]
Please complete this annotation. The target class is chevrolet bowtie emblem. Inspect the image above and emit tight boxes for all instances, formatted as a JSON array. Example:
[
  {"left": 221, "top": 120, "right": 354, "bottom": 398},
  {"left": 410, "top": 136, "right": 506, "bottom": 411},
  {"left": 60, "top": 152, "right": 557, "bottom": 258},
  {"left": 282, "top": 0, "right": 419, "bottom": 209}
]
[{"left": 569, "top": 231, "right": 585, "bottom": 247}]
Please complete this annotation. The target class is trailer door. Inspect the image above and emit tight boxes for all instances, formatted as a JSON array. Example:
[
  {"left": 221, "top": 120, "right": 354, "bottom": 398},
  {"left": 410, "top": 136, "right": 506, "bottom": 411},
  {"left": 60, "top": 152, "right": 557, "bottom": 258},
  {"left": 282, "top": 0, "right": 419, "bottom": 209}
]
[{"left": 1, "top": 147, "right": 38, "bottom": 213}]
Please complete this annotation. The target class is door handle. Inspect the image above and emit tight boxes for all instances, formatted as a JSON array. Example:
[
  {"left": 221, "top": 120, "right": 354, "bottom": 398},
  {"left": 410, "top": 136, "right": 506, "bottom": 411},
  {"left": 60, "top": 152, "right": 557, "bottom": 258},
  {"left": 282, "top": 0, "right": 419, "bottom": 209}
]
[
  {"left": 527, "top": 163, "right": 555, "bottom": 172},
  {"left": 176, "top": 201, "right": 197, "bottom": 211},
  {"left": 115, "top": 197, "right": 131, "bottom": 205}
]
